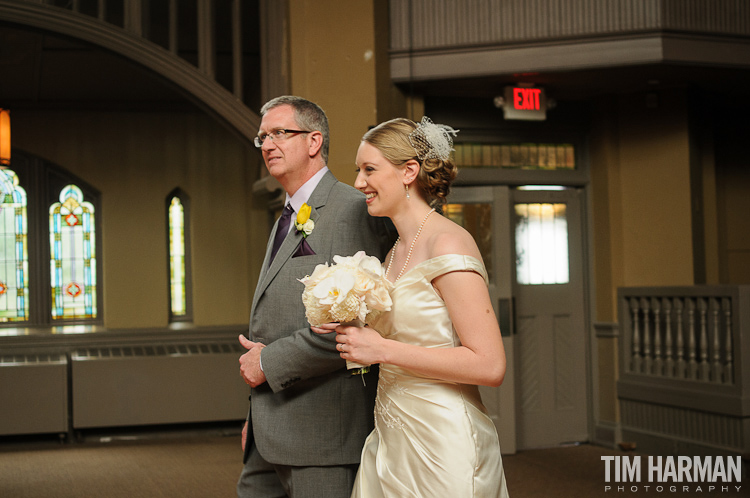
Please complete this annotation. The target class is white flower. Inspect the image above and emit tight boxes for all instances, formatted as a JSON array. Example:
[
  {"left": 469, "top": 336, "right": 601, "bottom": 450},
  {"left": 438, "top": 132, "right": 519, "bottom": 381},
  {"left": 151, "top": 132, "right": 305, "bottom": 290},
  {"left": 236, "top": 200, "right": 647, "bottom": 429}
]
[
  {"left": 363, "top": 282, "right": 392, "bottom": 312},
  {"left": 358, "top": 253, "right": 384, "bottom": 275},
  {"left": 302, "top": 288, "right": 332, "bottom": 326},
  {"left": 330, "top": 293, "right": 365, "bottom": 323},
  {"left": 313, "top": 273, "right": 356, "bottom": 305},
  {"left": 299, "top": 252, "right": 393, "bottom": 327},
  {"left": 299, "top": 261, "right": 330, "bottom": 287},
  {"left": 298, "top": 219, "right": 314, "bottom": 236}
]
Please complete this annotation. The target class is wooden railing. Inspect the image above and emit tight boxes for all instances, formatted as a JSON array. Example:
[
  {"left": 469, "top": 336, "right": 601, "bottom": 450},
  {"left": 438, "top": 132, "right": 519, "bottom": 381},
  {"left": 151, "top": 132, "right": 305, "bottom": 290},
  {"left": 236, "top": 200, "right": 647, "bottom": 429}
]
[
  {"left": 624, "top": 291, "right": 739, "bottom": 384},
  {"left": 617, "top": 286, "right": 750, "bottom": 455}
]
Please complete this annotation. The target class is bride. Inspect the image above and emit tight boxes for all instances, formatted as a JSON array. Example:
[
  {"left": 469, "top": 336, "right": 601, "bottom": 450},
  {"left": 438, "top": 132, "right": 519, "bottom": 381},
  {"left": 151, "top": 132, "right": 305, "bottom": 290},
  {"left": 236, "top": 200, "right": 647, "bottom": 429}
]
[{"left": 314, "top": 117, "right": 510, "bottom": 497}]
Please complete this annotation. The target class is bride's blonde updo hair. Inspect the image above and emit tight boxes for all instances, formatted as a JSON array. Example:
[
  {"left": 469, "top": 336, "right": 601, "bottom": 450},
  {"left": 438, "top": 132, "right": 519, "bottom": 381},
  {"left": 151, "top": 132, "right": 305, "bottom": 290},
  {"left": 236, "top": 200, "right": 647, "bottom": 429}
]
[{"left": 362, "top": 117, "right": 458, "bottom": 209}]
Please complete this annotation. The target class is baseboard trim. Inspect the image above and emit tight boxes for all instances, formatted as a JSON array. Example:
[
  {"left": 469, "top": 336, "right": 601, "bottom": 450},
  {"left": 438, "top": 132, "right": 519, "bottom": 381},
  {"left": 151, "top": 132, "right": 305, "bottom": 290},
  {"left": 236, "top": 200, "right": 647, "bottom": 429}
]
[{"left": 593, "top": 421, "right": 620, "bottom": 449}]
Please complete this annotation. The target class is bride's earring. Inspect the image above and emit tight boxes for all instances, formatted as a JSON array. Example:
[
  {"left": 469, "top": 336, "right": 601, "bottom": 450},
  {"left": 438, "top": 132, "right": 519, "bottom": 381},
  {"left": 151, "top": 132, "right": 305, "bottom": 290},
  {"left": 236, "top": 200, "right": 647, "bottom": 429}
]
[{"left": 405, "top": 184, "right": 410, "bottom": 199}]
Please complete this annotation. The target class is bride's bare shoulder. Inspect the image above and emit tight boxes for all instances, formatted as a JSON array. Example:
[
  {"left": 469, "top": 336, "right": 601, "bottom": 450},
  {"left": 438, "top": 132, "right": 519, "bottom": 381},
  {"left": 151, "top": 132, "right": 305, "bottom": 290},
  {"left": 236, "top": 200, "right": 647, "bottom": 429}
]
[{"left": 427, "top": 215, "right": 482, "bottom": 260}]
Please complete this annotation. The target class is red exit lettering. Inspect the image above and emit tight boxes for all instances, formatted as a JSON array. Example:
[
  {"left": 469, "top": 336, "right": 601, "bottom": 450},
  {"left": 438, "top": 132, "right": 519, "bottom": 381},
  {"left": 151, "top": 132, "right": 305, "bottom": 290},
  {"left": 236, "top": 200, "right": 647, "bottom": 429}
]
[{"left": 513, "top": 88, "right": 542, "bottom": 111}]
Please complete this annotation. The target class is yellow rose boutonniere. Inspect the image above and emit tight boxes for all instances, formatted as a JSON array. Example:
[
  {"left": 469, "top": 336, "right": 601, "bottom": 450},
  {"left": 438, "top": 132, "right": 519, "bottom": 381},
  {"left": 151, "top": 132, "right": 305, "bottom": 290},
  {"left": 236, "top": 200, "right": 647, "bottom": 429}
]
[{"left": 294, "top": 203, "right": 314, "bottom": 238}]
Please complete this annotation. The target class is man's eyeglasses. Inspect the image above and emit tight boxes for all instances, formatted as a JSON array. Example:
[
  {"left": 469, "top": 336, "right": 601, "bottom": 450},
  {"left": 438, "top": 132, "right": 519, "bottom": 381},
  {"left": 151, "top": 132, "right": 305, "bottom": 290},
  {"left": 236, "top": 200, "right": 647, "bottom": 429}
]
[{"left": 254, "top": 129, "right": 311, "bottom": 148}]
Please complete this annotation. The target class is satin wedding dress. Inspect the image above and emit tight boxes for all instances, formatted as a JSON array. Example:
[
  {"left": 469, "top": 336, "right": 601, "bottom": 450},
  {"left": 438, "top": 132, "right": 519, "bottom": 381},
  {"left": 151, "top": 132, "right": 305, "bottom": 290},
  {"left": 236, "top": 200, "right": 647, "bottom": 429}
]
[{"left": 353, "top": 254, "right": 509, "bottom": 497}]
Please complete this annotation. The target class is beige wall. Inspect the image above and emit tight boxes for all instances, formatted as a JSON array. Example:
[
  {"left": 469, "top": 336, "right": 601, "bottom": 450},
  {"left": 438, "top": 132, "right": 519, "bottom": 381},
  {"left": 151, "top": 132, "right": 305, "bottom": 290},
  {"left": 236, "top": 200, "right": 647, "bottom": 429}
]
[
  {"left": 617, "top": 90, "right": 694, "bottom": 287},
  {"left": 590, "top": 89, "right": 696, "bottom": 424},
  {"left": 589, "top": 97, "right": 621, "bottom": 424},
  {"left": 592, "top": 89, "right": 695, "bottom": 323},
  {"left": 13, "top": 110, "right": 260, "bottom": 329},
  {"left": 287, "top": 0, "right": 378, "bottom": 187},
  {"left": 590, "top": 97, "right": 620, "bottom": 323}
]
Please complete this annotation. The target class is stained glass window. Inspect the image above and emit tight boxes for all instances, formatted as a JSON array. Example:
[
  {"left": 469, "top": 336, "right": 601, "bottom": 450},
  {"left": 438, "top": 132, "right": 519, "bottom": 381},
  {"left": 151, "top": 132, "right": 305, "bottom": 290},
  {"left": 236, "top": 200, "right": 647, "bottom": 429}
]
[
  {"left": 515, "top": 203, "right": 569, "bottom": 285},
  {"left": 0, "top": 169, "right": 28, "bottom": 322},
  {"left": 50, "top": 184, "right": 97, "bottom": 319},
  {"left": 167, "top": 190, "right": 191, "bottom": 322},
  {"left": 169, "top": 196, "right": 186, "bottom": 317}
]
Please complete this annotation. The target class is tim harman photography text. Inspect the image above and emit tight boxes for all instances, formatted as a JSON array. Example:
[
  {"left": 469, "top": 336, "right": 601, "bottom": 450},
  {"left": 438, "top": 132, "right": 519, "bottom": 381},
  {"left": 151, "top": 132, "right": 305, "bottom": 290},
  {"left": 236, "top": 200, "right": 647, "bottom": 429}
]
[{"left": 601, "top": 455, "right": 743, "bottom": 493}]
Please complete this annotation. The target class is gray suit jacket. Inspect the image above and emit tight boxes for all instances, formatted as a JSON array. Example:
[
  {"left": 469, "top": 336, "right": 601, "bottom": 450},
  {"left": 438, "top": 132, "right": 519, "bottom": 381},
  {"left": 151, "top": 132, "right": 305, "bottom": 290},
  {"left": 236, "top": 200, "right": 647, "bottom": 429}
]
[{"left": 245, "top": 170, "right": 392, "bottom": 466}]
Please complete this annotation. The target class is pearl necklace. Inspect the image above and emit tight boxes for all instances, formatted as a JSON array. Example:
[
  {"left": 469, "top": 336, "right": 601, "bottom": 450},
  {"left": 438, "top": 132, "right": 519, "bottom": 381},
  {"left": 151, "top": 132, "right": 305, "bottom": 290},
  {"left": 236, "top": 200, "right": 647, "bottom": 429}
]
[{"left": 385, "top": 208, "right": 436, "bottom": 281}]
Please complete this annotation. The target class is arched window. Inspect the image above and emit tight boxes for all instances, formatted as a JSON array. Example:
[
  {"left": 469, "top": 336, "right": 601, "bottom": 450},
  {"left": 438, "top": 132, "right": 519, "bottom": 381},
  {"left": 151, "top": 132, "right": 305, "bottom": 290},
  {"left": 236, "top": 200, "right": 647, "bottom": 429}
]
[
  {"left": 0, "top": 168, "right": 28, "bottom": 322},
  {"left": 49, "top": 184, "right": 97, "bottom": 320},
  {"left": 0, "top": 153, "right": 101, "bottom": 330},
  {"left": 167, "top": 189, "right": 192, "bottom": 322}
]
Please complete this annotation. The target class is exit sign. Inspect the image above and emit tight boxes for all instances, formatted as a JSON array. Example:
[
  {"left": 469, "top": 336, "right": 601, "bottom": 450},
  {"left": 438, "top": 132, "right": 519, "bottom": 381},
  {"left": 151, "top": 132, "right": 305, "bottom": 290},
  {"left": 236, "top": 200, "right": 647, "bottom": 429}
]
[{"left": 502, "top": 85, "right": 547, "bottom": 121}]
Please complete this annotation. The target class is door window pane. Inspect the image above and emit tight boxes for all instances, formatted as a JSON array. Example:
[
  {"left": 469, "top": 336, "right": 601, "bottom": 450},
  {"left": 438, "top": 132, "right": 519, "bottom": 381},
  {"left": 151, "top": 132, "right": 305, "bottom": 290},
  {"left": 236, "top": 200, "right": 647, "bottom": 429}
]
[
  {"left": 444, "top": 203, "right": 493, "bottom": 281},
  {"left": 515, "top": 203, "right": 569, "bottom": 285}
]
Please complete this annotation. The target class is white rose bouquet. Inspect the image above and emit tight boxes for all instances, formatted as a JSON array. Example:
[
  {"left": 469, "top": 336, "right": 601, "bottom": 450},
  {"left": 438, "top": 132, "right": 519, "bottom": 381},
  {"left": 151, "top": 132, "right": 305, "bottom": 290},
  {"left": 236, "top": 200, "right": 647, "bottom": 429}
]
[{"left": 299, "top": 251, "right": 393, "bottom": 373}]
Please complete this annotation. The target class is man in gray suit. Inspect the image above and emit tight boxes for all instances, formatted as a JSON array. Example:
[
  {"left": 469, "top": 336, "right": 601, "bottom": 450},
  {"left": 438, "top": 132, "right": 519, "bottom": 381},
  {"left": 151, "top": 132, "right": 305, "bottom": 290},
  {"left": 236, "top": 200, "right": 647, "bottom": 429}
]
[{"left": 237, "top": 96, "right": 391, "bottom": 497}]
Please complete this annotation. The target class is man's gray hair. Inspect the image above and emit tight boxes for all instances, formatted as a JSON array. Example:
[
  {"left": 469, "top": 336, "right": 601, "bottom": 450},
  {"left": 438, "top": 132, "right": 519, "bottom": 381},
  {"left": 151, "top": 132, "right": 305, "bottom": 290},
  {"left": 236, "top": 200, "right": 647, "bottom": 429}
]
[{"left": 260, "top": 96, "right": 330, "bottom": 163}]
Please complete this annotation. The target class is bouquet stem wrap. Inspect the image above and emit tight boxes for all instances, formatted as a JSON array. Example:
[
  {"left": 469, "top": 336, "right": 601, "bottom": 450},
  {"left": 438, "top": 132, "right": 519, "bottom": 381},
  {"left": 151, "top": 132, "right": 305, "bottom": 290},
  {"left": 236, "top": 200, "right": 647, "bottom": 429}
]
[{"left": 340, "top": 318, "right": 368, "bottom": 373}]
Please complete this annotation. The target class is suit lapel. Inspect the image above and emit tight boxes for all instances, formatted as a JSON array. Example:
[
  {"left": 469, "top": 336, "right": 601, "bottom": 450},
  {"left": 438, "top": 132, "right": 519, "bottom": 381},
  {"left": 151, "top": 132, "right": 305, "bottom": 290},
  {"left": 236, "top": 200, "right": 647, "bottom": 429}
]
[
  {"left": 253, "top": 171, "right": 338, "bottom": 305},
  {"left": 251, "top": 228, "right": 275, "bottom": 312}
]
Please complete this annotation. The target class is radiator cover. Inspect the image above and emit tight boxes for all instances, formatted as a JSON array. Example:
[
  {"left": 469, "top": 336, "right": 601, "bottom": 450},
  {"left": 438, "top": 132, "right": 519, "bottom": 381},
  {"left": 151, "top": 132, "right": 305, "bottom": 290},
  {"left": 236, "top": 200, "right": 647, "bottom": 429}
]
[
  {"left": 71, "top": 342, "right": 248, "bottom": 429},
  {"left": 0, "top": 353, "right": 68, "bottom": 436}
]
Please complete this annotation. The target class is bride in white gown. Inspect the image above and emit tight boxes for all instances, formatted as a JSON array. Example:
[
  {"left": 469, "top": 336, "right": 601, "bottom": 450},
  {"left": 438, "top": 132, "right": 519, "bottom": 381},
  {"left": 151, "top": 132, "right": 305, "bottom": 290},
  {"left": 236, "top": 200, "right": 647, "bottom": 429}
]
[{"left": 314, "top": 117, "right": 510, "bottom": 497}]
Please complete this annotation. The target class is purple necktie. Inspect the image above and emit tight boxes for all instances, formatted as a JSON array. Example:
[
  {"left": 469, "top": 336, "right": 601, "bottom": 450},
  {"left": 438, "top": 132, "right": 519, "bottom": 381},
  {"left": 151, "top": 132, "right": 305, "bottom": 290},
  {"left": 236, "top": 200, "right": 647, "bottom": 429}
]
[{"left": 270, "top": 204, "right": 294, "bottom": 263}]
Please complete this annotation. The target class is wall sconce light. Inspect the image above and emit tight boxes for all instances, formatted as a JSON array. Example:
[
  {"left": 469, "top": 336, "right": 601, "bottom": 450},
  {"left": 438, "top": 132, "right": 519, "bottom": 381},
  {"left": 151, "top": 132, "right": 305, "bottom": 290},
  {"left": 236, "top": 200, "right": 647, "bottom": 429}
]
[{"left": 0, "top": 109, "right": 10, "bottom": 167}]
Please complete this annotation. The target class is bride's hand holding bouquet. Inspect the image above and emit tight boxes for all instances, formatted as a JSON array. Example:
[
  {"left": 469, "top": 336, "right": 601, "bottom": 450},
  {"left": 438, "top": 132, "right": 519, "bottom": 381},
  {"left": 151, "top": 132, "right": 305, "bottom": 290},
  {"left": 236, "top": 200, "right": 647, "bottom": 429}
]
[{"left": 312, "top": 321, "right": 386, "bottom": 370}]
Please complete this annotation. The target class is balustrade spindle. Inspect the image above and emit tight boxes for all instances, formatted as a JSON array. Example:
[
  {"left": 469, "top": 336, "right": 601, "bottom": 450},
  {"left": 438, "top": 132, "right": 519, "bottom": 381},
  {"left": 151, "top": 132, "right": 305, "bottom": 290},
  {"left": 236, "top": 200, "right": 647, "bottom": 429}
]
[
  {"left": 652, "top": 297, "right": 663, "bottom": 376},
  {"left": 699, "top": 298, "right": 710, "bottom": 381},
  {"left": 711, "top": 298, "right": 722, "bottom": 383},
  {"left": 688, "top": 298, "right": 698, "bottom": 380},
  {"left": 631, "top": 297, "right": 642, "bottom": 373},
  {"left": 641, "top": 298, "right": 652, "bottom": 374},
  {"left": 664, "top": 298, "right": 673, "bottom": 377},
  {"left": 723, "top": 298, "right": 734, "bottom": 384},
  {"left": 621, "top": 290, "right": 740, "bottom": 386},
  {"left": 675, "top": 298, "right": 685, "bottom": 378}
]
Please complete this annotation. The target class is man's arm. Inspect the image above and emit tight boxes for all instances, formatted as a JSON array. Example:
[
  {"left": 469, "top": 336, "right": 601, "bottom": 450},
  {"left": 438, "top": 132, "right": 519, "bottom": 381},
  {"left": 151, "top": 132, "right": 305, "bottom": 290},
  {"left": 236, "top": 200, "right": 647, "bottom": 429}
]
[{"left": 257, "top": 326, "right": 343, "bottom": 392}]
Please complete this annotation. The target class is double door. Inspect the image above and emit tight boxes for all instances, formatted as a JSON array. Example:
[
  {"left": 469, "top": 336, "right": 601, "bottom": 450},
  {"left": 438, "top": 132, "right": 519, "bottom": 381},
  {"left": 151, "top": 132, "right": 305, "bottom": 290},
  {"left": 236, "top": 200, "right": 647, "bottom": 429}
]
[{"left": 446, "top": 185, "right": 588, "bottom": 451}]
